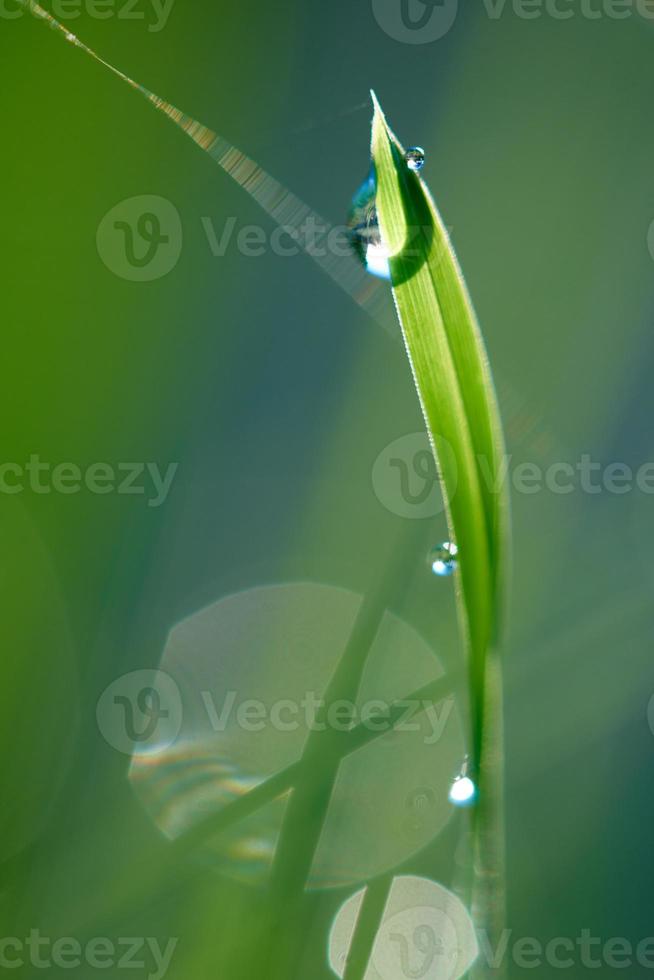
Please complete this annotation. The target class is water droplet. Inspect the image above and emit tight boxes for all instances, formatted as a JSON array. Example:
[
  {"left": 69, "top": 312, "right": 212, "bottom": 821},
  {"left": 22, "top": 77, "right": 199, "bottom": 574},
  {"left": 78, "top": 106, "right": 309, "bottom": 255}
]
[
  {"left": 405, "top": 147, "right": 425, "bottom": 172},
  {"left": 448, "top": 775, "right": 477, "bottom": 807},
  {"left": 346, "top": 169, "right": 390, "bottom": 280},
  {"left": 429, "top": 542, "right": 458, "bottom": 577}
]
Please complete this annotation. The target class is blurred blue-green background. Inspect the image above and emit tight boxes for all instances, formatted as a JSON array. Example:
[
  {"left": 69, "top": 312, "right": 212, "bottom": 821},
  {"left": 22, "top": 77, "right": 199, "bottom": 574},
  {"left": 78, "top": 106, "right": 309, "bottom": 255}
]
[{"left": 2, "top": 0, "right": 654, "bottom": 976}]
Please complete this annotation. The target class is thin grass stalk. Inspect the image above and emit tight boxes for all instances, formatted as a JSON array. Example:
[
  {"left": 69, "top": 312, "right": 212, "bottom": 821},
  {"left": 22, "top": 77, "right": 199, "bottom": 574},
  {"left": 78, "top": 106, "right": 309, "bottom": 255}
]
[{"left": 371, "top": 94, "right": 510, "bottom": 979}]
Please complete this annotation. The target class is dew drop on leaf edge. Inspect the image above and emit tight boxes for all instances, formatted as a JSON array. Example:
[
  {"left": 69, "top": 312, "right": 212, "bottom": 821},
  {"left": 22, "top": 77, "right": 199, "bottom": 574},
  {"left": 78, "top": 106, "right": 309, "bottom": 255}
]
[
  {"left": 404, "top": 146, "right": 425, "bottom": 171},
  {"left": 429, "top": 542, "right": 458, "bottom": 577},
  {"left": 346, "top": 168, "right": 391, "bottom": 280},
  {"left": 448, "top": 775, "right": 477, "bottom": 807}
]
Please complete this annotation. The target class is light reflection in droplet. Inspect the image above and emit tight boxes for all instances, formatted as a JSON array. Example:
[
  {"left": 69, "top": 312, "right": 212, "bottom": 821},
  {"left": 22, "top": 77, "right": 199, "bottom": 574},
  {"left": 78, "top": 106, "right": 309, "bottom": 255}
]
[
  {"left": 346, "top": 170, "right": 391, "bottom": 280},
  {"left": 448, "top": 775, "right": 477, "bottom": 808},
  {"left": 429, "top": 542, "right": 458, "bottom": 577},
  {"left": 404, "top": 146, "right": 426, "bottom": 171}
]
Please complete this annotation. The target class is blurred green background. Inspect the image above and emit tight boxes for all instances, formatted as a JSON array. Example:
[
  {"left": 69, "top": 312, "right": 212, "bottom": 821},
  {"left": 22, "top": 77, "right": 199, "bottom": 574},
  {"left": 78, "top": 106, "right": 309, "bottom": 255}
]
[{"left": 2, "top": 0, "right": 654, "bottom": 977}]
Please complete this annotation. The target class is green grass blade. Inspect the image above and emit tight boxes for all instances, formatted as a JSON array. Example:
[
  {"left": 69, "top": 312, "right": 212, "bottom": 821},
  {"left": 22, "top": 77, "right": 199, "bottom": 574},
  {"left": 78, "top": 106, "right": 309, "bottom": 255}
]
[
  {"left": 370, "top": 94, "right": 511, "bottom": 975},
  {"left": 370, "top": 92, "right": 509, "bottom": 772}
]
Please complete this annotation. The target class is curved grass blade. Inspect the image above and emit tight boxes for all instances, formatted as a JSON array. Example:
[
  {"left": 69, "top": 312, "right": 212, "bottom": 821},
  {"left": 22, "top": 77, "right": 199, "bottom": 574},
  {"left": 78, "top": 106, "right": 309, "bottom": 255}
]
[
  {"left": 371, "top": 91, "right": 509, "bottom": 774},
  {"left": 370, "top": 93, "right": 511, "bottom": 974}
]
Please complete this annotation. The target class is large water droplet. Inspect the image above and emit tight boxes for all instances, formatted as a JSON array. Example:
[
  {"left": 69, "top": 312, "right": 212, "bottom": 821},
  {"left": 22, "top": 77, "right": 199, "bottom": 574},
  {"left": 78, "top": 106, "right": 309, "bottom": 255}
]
[
  {"left": 448, "top": 775, "right": 477, "bottom": 807},
  {"left": 405, "top": 146, "right": 425, "bottom": 172},
  {"left": 429, "top": 542, "right": 458, "bottom": 577},
  {"left": 346, "top": 169, "right": 390, "bottom": 280}
]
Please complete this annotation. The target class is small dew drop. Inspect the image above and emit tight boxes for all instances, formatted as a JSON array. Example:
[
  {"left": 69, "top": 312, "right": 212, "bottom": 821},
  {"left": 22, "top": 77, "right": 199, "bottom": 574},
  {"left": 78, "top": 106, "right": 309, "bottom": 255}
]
[
  {"left": 429, "top": 542, "right": 458, "bottom": 577},
  {"left": 448, "top": 775, "right": 477, "bottom": 808},
  {"left": 346, "top": 169, "right": 390, "bottom": 281},
  {"left": 405, "top": 147, "right": 425, "bottom": 172}
]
